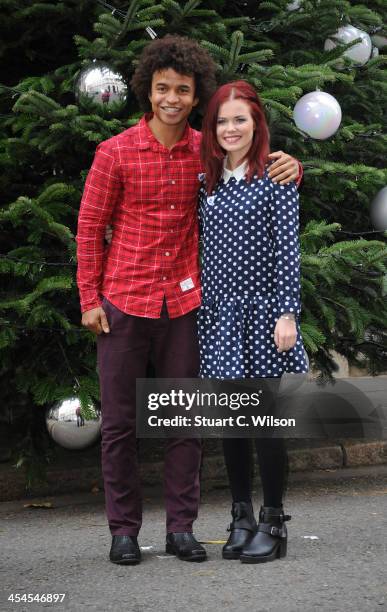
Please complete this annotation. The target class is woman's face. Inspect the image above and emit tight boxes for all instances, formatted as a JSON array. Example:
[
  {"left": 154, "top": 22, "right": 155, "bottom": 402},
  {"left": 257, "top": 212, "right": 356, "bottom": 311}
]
[{"left": 216, "top": 98, "right": 255, "bottom": 159}]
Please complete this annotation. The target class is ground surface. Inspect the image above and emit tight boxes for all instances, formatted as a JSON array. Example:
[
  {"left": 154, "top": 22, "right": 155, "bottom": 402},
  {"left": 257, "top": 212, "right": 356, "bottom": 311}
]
[{"left": 1, "top": 465, "right": 387, "bottom": 612}]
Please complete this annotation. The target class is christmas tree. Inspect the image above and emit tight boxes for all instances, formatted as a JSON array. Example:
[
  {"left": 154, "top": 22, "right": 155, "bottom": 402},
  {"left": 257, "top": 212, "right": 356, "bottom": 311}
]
[{"left": 0, "top": 0, "right": 386, "bottom": 483}]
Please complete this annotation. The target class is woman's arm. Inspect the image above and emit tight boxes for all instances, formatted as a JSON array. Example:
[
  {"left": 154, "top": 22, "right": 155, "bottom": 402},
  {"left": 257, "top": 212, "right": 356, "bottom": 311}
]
[{"left": 268, "top": 180, "right": 301, "bottom": 352}]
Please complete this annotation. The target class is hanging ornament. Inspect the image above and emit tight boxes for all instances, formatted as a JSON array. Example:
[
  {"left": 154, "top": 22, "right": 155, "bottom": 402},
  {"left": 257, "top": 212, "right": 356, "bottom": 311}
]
[
  {"left": 293, "top": 91, "right": 342, "bottom": 140},
  {"left": 145, "top": 26, "right": 158, "bottom": 39},
  {"left": 324, "top": 25, "right": 372, "bottom": 66},
  {"left": 75, "top": 62, "right": 128, "bottom": 110},
  {"left": 46, "top": 396, "right": 101, "bottom": 450},
  {"left": 286, "top": 0, "right": 301, "bottom": 10},
  {"left": 370, "top": 186, "right": 387, "bottom": 231},
  {"left": 371, "top": 34, "right": 387, "bottom": 49}
]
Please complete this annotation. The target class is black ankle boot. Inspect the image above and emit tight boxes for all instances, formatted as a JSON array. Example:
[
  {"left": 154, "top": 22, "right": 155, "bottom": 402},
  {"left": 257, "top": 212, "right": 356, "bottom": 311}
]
[
  {"left": 240, "top": 505, "right": 291, "bottom": 564},
  {"left": 222, "top": 501, "right": 257, "bottom": 560}
]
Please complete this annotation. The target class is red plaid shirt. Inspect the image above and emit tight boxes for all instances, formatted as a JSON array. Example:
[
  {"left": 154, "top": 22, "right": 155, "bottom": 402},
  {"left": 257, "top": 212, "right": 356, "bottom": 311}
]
[{"left": 76, "top": 114, "right": 203, "bottom": 318}]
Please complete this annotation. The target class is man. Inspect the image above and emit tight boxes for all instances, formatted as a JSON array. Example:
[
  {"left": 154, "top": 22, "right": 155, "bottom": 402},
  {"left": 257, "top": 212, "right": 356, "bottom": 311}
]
[{"left": 76, "top": 34, "right": 302, "bottom": 566}]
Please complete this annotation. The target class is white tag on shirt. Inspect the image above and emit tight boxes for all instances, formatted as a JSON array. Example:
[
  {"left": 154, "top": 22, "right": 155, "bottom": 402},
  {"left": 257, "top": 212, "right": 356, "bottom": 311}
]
[{"left": 180, "top": 277, "right": 195, "bottom": 292}]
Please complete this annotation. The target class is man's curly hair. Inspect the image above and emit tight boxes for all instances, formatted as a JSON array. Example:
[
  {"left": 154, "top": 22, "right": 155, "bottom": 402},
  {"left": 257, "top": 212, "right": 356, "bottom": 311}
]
[{"left": 131, "top": 35, "right": 218, "bottom": 113}]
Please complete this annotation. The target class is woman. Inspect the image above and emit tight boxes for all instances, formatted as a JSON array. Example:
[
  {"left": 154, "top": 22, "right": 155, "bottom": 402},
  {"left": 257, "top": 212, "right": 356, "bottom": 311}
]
[{"left": 198, "top": 80, "right": 308, "bottom": 563}]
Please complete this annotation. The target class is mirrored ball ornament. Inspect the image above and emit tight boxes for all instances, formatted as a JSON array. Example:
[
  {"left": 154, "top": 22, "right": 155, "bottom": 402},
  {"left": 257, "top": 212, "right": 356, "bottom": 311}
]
[
  {"left": 75, "top": 63, "right": 128, "bottom": 110},
  {"left": 324, "top": 25, "right": 372, "bottom": 66},
  {"left": 46, "top": 396, "right": 101, "bottom": 450},
  {"left": 293, "top": 91, "right": 342, "bottom": 140},
  {"left": 370, "top": 186, "right": 387, "bottom": 231}
]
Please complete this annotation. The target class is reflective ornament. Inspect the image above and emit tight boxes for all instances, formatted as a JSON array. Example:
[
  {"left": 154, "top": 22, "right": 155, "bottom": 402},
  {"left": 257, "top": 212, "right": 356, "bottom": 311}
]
[
  {"left": 75, "top": 63, "right": 128, "bottom": 110},
  {"left": 293, "top": 91, "right": 342, "bottom": 140},
  {"left": 286, "top": 0, "right": 301, "bottom": 9},
  {"left": 371, "top": 34, "right": 387, "bottom": 49},
  {"left": 324, "top": 25, "right": 372, "bottom": 66},
  {"left": 46, "top": 397, "right": 101, "bottom": 450},
  {"left": 370, "top": 186, "right": 387, "bottom": 231}
]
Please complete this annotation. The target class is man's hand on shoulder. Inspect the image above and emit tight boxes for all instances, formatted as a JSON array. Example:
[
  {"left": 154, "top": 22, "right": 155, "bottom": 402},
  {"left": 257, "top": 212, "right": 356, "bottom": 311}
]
[
  {"left": 81, "top": 306, "right": 110, "bottom": 335},
  {"left": 268, "top": 151, "right": 300, "bottom": 185}
]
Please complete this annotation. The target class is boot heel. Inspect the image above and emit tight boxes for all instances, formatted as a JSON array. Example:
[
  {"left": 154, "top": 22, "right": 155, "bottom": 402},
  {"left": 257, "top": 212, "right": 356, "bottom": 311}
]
[{"left": 278, "top": 539, "right": 287, "bottom": 558}]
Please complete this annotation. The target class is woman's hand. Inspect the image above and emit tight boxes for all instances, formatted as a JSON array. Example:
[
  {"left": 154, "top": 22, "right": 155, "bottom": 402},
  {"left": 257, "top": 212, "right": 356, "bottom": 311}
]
[
  {"left": 274, "top": 318, "right": 297, "bottom": 352},
  {"left": 105, "top": 224, "right": 113, "bottom": 244},
  {"left": 268, "top": 151, "right": 299, "bottom": 185}
]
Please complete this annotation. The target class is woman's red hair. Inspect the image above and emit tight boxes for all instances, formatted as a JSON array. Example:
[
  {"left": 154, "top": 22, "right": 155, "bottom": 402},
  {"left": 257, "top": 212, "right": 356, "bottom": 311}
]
[{"left": 200, "top": 80, "right": 270, "bottom": 194}]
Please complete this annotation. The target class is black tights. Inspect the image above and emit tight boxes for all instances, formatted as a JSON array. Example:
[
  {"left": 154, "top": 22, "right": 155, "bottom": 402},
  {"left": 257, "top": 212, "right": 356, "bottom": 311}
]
[{"left": 222, "top": 437, "right": 289, "bottom": 508}]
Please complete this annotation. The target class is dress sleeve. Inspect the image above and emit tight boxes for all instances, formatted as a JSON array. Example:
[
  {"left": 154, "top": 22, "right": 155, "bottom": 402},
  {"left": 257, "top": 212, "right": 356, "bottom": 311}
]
[
  {"left": 76, "top": 141, "right": 122, "bottom": 313},
  {"left": 268, "top": 180, "right": 301, "bottom": 317}
]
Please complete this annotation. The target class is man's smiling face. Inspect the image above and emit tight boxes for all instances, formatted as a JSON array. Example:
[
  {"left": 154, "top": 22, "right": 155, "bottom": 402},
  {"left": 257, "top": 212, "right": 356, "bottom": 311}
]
[{"left": 148, "top": 68, "right": 199, "bottom": 128}]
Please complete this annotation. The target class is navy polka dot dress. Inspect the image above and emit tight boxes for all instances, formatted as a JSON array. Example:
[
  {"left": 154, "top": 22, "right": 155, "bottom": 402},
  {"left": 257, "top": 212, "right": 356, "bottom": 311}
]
[{"left": 198, "top": 167, "right": 308, "bottom": 379}]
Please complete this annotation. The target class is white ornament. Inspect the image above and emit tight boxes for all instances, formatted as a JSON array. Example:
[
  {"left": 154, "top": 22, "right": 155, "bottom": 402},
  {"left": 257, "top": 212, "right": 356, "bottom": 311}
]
[
  {"left": 293, "top": 91, "right": 342, "bottom": 140},
  {"left": 287, "top": 0, "right": 301, "bottom": 10},
  {"left": 370, "top": 186, "right": 387, "bottom": 231},
  {"left": 371, "top": 34, "right": 387, "bottom": 49},
  {"left": 324, "top": 25, "right": 372, "bottom": 66}
]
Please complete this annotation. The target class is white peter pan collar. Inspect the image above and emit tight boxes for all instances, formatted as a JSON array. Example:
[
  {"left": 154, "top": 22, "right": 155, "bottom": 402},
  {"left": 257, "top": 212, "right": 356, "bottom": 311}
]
[{"left": 222, "top": 158, "right": 248, "bottom": 184}]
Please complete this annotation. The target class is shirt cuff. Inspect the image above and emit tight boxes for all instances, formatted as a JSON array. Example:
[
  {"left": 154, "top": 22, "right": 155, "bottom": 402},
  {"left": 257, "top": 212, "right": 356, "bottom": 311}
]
[
  {"left": 296, "top": 160, "right": 303, "bottom": 188},
  {"left": 80, "top": 296, "right": 103, "bottom": 314}
]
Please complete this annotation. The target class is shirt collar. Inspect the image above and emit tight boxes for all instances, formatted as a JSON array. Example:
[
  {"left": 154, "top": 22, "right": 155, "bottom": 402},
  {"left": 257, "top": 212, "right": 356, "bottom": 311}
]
[
  {"left": 222, "top": 158, "right": 248, "bottom": 183},
  {"left": 135, "top": 113, "right": 194, "bottom": 152}
]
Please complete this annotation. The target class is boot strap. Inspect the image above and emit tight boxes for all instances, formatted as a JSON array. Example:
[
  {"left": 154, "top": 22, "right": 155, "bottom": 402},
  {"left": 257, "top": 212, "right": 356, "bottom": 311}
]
[
  {"left": 257, "top": 523, "right": 287, "bottom": 538},
  {"left": 260, "top": 511, "right": 291, "bottom": 523}
]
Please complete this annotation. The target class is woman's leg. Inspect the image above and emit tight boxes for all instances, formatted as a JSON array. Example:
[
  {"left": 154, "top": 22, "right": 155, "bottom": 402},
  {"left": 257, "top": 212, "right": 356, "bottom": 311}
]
[
  {"left": 222, "top": 438, "right": 253, "bottom": 502},
  {"left": 254, "top": 437, "right": 289, "bottom": 507},
  {"left": 239, "top": 381, "right": 291, "bottom": 563},
  {"left": 221, "top": 438, "right": 257, "bottom": 559}
]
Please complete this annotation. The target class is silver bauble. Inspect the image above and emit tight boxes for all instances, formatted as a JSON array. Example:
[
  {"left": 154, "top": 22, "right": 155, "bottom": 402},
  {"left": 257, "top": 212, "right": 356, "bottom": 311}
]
[
  {"left": 370, "top": 186, "right": 387, "bottom": 231},
  {"left": 324, "top": 25, "right": 372, "bottom": 67},
  {"left": 46, "top": 397, "right": 101, "bottom": 450},
  {"left": 75, "top": 63, "right": 128, "bottom": 110}
]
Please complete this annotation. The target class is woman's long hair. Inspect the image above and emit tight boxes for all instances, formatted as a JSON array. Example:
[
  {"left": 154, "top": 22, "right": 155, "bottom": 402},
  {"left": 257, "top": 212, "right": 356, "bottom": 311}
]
[{"left": 200, "top": 80, "right": 270, "bottom": 194}]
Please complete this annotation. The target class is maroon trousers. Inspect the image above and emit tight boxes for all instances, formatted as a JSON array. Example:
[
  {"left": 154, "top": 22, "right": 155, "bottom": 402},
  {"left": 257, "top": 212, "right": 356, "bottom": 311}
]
[{"left": 97, "top": 298, "right": 201, "bottom": 536}]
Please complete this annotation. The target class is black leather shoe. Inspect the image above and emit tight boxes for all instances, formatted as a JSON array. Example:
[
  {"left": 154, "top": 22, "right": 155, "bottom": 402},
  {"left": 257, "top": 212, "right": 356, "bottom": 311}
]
[
  {"left": 109, "top": 535, "right": 141, "bottom": 565},
  {"left": 222, "top": 501, "right": 257, "bottom": 560},
  {"left": 166, "top": 532, "right": 207, "bottom": 562},
  {"left": 240, "top": 506, "right": 291, "bottom": 564}
]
